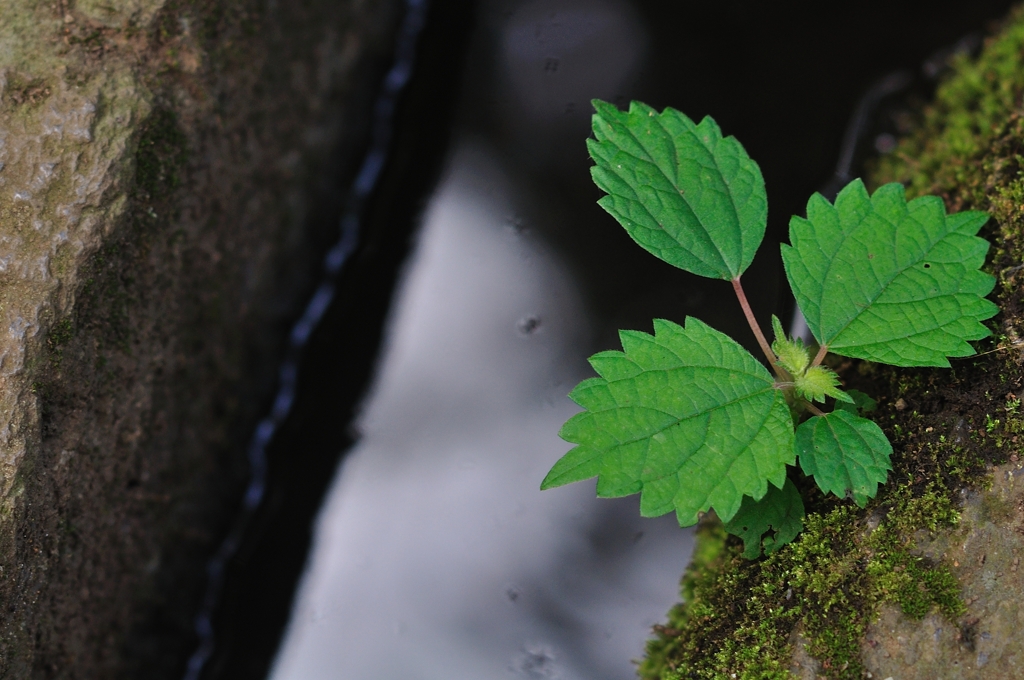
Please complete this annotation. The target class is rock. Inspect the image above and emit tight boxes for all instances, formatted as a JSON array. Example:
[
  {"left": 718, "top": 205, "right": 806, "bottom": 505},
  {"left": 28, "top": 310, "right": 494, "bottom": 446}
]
[
  {"left": 861, "top": 464, "right": 1024, "bottom": 677},
  {"left": 74, "top": 0, "right": 165, "bottom": 28},
  {"left": 0, "top": 0, "right": 399, "bottom": 675}
]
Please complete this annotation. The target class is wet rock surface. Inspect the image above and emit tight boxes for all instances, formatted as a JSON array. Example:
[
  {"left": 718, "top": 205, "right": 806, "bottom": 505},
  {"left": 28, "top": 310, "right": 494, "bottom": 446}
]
[
  {"left": 861, "top": 463, "right": 1024, "bottom": 677},
  {"left": 0, "top": 0, "right": 399, "bottom": 676}
]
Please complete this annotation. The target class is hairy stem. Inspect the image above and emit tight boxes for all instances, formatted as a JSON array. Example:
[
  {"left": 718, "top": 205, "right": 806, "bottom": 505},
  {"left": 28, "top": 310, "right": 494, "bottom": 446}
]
[
  {"left": 811, "top": 343, "right": 829, "bottom": 367},
  {"left": 731, "top": 277, "right": 784, "bottom": 377},
  {"left": 805, "top": 402, "right": 826, "bottom": 417}
]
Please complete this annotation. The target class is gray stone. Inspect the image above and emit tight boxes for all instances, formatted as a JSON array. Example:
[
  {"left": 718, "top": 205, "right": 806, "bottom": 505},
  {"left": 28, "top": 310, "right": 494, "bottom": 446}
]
[
  {"left": 862, "top": 464, "right": 1024, "bottom": 678},
  {"left": 0, "top": 0, "right": 400, "bottom": 675}
]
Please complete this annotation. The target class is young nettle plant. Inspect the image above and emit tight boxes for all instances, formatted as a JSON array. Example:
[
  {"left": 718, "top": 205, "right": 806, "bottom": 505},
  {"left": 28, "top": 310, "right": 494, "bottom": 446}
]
[{"left": 541, "top": 100, "right": 998, "bottom": 558}]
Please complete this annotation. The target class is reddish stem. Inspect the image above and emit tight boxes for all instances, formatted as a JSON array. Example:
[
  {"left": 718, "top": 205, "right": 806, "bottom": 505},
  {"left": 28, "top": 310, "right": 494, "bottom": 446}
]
[
  {"left": 811, "top": 343, "right": 829, "bottom": 367},
  {"left": 805, "top": 402, "right": 826, "bottom": 417},
  {"left": 731, "top": 277, "right": 783, "bottom": 376}
]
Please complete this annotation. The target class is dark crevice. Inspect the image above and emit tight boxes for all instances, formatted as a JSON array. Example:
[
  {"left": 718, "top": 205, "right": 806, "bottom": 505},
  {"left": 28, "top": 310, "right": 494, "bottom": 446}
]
[{"left": 193, "top": 0, "right": 476, "bottom": 677}]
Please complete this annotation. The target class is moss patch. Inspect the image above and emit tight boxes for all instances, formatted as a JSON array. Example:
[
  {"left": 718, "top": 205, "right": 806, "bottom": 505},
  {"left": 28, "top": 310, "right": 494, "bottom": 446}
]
[
  {"left": 641, "top": 486, "right": 970, "bottom": 679},
  {"left": 134, "top": 107, "right": 188, "bottom": 199},
  {"left": 0, "top": 72, "right": 52, "bottom": 108},
  {"left": 640, "top": 6, "right": 1024, "bottom": 679}
]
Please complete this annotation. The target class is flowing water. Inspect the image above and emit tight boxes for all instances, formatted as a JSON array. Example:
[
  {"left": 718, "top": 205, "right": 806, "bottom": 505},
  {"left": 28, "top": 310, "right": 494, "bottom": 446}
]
[{"left": 269, "top": 141, "right": 694, "bottom": 679}]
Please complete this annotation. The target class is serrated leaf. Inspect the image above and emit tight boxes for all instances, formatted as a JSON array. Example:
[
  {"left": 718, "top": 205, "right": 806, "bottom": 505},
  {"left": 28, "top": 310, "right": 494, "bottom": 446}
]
[
  {"left": 795, "top": 366, "right": 853, "bottom": 404},
  {"left": 771, "top": 314, "right": 810, "bottom": 376},
  {"left": 796, "top": 410, "right": 893, "bottom": 507},
  {"left": 542, "top": 317, "right": 795, "bottom": 525},
  {"left": 781, "top": 179, "right": 998, "bottom": 367},
  {"left": 835, "top": 389, "right": 878, "bottom": 416},
  {"left": 771, "top": 315, "right": 786, "bottom": 344},
  {"left": 724, "top": 477, "right": 805, "bottom": 559},
  {"left": 588, "top": 100, "right": 767, "bottom": 280}
]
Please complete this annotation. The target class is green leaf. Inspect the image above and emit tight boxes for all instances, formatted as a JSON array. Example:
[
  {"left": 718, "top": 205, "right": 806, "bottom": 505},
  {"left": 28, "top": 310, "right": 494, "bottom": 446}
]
[
  {"left": 781, "top": 179, "right": 998, "bottom": 367},
  {"left": 770, "top": 314, "right": 810, "bottom": 376},
  {"left": 796, "top": 410, "right": 893, "bottom": 507},
  {"left": 542, "top": 317, "right": 795, "bottom": 525},
  {"left": 835, "top": 389, "right": 878, "bottom": 416},
  {"left": 724, "top": 477, "right": 805, "bottom": 559},
  {"left": 588, "top": 100, "right": 767, "bottom": 280},
  {"left": 794, "top": 365, "right": 853, "bottom": 404}
]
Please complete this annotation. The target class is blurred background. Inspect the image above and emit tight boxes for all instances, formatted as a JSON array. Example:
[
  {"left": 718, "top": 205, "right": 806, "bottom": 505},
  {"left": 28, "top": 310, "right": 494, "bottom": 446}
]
[{"left": 200, "top": 1, "right": 1018, "bottom": 678}]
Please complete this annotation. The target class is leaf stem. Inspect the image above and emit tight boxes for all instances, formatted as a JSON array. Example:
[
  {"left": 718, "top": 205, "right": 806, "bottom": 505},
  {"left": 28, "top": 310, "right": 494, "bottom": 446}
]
[
  {"left": 731, "top": 277, "right": 785, "bottom": 378},
  {"left": 811, "top": 343, "right": 829, "bottom": 367},
  {"left": 805, "top": 402, "right": 826, "bottom": 417}
]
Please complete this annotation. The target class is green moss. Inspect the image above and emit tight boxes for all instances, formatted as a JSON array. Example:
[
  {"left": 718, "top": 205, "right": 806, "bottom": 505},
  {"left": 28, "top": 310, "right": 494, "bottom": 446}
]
[
  {"left": 640, "top": 523, "right": 739, "bottom": 679},
  {"left": 864, "top": 489, "right": 965, "bottom": 622},
  {"left": 642, "top": 487, "right": 968, "bottom": 679},
  {"left": 0, "top": 72, "right": 51, "bottom": 109},
  {"left": 134, "top": 108, "right": 188, "bottom": 199},
  {"left": 47, "top": 318, "right": 74, "bottom": 351},
  {"left": 875, "top": 6, "right": 1024, "bottom": 201},
  {"left": 640, "top": 7, "right": 1024, "bottom": 678},
  {"left": 68, "top": 28, "right": 110, "bottom": 53},
  {"left": 45, "top": 317, "right": 75, "bottom": 368}
]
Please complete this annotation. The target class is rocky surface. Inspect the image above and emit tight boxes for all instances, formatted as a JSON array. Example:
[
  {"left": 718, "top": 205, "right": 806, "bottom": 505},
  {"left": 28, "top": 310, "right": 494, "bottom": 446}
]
[
  {"left": 0, "top": 0, "right": 399, "bottom": 676},
  {"left": 786, "top": 462, "right": 1024, "bottom": 679},
  {"left": 860, "top": 462, "right": 1024, "bottom": 677}
]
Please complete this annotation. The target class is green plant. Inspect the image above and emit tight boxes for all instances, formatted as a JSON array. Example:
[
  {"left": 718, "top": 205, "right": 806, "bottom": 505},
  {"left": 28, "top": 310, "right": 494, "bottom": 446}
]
[{"left": 541, "top": 100, "right": 998, "bottom": 558}]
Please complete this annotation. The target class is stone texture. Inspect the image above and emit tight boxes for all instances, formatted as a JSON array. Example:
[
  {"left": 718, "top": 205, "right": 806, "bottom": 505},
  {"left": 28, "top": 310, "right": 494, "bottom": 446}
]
[
  {"left": 862, "top": 463, "right": 1024, "bottom": 678},
  {"left": 0, "top": 65, "right": 148, "bottom": 499},
  {"left": 0, "top": 0, "right": 400, "bottom": 676},
  {"left": 74, "top": 0, "right": 165, "bottom": 27}
]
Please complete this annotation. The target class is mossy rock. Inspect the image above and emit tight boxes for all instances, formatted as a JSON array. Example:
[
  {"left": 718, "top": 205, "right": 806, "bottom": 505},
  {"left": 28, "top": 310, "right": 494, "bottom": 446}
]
[
  {"left": 0, "top": 0, "right": 400, "bottom": 676},
  {"left": 640, "top": 6, "right": 1024, "bottom": 679}
]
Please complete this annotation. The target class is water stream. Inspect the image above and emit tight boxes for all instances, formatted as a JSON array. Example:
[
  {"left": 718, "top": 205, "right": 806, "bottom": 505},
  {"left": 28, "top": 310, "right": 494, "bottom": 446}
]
[{"left": 270, "top": 141, "right": 693, "bottom": 679}]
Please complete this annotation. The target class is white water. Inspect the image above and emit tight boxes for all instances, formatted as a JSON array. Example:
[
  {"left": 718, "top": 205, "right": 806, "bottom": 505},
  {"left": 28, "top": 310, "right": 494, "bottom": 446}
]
[{"left": 269, "top": 143, "right": 694, "bottom": 680}]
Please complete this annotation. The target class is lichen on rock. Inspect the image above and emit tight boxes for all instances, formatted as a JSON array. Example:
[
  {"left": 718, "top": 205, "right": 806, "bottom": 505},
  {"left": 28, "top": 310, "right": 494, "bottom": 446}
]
[{"left": 75, "top": 0, "right": 166, "bottom": 28}]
